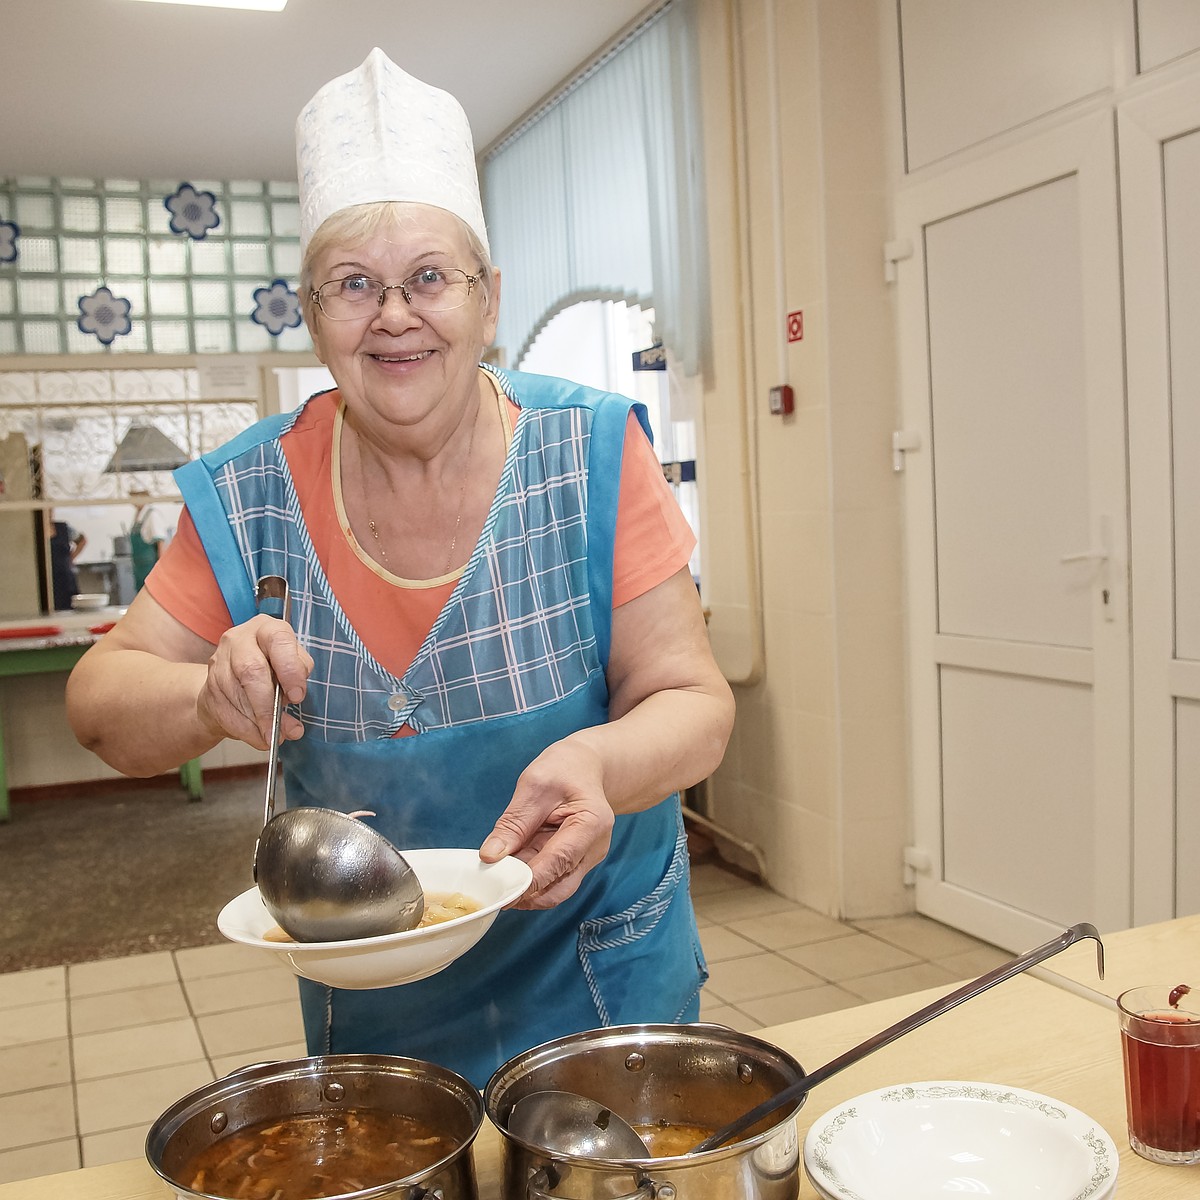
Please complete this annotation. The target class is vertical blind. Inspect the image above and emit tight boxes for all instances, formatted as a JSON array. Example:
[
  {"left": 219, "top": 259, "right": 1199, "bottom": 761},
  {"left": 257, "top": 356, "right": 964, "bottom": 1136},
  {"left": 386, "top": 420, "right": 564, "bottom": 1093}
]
[{"left": 482, "top": 0, "right": 708, "bottom": 376}]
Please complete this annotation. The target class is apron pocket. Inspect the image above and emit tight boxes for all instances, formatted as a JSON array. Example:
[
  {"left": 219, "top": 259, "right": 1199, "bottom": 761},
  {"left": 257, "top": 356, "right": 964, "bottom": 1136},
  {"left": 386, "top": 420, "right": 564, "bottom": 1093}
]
[{"left": 576, "top": 822, "right": 708, "bottom": 1025}]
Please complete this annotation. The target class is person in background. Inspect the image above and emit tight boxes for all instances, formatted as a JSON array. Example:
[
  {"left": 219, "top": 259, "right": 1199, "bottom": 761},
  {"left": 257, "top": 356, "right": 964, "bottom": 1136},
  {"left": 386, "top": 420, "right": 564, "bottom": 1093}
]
[
  {"left": 65, "top": 49, "right": 734, "bottom": 1088},
  {"left": 128, "top": 486, "right": 167, "bottom": 591},
  {"left": 48, "top": 515, "right": 86, "bottom": 611}
]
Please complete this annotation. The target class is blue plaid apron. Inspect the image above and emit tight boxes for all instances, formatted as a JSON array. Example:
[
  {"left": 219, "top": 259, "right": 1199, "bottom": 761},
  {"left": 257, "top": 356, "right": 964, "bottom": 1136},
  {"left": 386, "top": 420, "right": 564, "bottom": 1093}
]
[{"left": 175, "top": 366, "right": 706, "bottom": 1087}]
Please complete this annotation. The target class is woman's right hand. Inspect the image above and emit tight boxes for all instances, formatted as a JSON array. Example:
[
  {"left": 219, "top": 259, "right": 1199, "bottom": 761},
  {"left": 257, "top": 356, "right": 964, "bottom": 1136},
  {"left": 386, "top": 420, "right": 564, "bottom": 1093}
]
[{"left": 197, "top": 614, "right": 314, "bottom": 750}]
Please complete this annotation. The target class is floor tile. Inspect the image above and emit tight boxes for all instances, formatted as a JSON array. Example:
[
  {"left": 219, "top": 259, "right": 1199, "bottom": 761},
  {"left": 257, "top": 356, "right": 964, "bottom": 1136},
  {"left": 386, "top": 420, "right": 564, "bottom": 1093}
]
[
  {"left": 728, "top": 908, "right": 857, "bottom": 952},
  {"left": 692, "top": 888, "right": 805, "bottom": 925},
  {"left": 935, "top": 945, "right": 1013, "bottom": 979},
  {"left": 0, "top": 1139, "right": 80, "bottom": 1187},
  {"left": 184, "top": 966, "right": 301, "bottom": 1016},
  {"left": 698, "top": 1001, "right": 762, "bottom": 1033},
  {"left": 688, "top": 863, "right": 756, "bottom": 897},
  {"left": 211, "top": 1039, "right": 308, "bottom": 1078},
  {"left": 839, "top": 961, "right": 961, "bottom": 1004},
  {"left": 70, "top": 981, "right": 190, "bottom": 1036},
  {"left": 73, "top": 1018, "right": 206, "bottom": 1081},
  {"left": 82, "top": 1125, "right": 152, "bottom": 1169},
  {"left": 196, "top": 999, "right": 307, "bottom": 1060},
  {"left": 68, "top": 952, "right": 176, "bottom": 998},
  {"left": 704, "top": 952, "right": 824, "bottom": 1004},
  {"left": 0, "top": 1000, "right": 67, "bottom": 1048},
  {"left": 781, "top": 932, "right": 919, "bottom": 981},
  {"left": 0, "top": 967, "right": 65, "bottom": 1010},
  {"left": 698, "top": 925, "right": 762, "bottom": 963},
  {"left": 738, "top": 984, "right": 864, "bottom": 1028},
  {"left": 853, "top": 914, "right": 994, "bottom": 960},
  {"left": 174, "top": 942, "right": 280, "bottom": 980},
  {"left": 0, "top": 1038, "right": 71, "bottom": 1096},
  {"left": 0, "top": 1084, "right": 76, "bottom": 1151},
  {"left": 76, "top": 1060, "right": 214, "bottom": 1136}
]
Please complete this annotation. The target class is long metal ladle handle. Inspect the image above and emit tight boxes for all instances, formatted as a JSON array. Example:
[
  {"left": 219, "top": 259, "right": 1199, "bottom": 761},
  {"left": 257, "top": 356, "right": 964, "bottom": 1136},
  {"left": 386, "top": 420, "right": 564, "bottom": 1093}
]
[
  {"left": 691, "top": 921, "right": 1105, "bottom": 1154},
  {"left": 251, "top": 576, "right": 290, "bottom": 880}
]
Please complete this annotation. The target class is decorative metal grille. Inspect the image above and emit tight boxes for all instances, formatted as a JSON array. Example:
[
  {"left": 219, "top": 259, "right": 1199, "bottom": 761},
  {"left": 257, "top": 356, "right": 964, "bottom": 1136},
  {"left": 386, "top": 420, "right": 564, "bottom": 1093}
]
[{"left": 0, "top": 367, "right": 257, "bottom": 501}]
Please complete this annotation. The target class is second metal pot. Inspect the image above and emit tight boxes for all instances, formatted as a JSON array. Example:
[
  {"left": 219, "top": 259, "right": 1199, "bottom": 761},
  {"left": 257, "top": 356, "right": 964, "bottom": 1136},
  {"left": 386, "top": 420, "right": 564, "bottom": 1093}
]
[{"left": 485, "top": 1023, "right": 807, "bottom": 1200}]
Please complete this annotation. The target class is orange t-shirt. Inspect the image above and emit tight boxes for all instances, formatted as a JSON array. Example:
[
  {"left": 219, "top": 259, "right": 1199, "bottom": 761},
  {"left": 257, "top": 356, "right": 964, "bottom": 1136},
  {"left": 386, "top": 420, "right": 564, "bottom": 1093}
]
[{"left": 147, "top": 389, "right": 694, "bottom": 682}]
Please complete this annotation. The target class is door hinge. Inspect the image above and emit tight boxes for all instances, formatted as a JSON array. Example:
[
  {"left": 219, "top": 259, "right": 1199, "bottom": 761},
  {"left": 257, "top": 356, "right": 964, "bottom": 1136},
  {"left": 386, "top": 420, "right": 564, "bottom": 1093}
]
[
  {"left": 903, "top": 845, "right": 932, "bottom": 886},
  {"left": 884, "top": 237, "right": 914, "bottom": 283},
  {"left": 892, "top": 430, "right": 921, "bottom": 472}
]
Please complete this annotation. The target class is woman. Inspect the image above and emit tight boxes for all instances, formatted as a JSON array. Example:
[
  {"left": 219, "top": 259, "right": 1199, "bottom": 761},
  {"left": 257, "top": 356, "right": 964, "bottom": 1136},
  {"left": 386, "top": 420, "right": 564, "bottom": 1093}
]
[
  {"left": 128, "top": 486, "right": 167, "bottom": 591},
  {"left": 48, "top": 515, "right": 86, "bottom": 611},
  {"left": 66, "top": 51, "right": 733, "bottom": 1086}
]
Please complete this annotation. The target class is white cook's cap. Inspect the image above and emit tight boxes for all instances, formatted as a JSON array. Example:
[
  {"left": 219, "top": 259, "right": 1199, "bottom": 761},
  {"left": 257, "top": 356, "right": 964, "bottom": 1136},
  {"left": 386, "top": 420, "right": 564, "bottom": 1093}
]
[{"left": 295, "top": 48, "right": 489, "bottom": 255}]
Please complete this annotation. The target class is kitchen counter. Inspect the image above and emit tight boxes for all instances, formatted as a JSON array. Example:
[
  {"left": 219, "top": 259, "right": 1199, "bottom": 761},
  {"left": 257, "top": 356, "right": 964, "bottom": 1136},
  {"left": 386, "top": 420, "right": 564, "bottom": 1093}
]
[
  {"left": 3, "top": 913, "right": 1197, "bottom": 1199},
  {"left": 0, "top": 607, "right": 202, "bottom": 818}
]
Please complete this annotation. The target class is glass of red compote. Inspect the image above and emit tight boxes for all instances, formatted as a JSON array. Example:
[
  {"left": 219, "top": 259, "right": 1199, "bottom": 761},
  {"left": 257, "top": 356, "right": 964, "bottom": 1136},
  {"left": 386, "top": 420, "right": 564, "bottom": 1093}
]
[{"left": 1118, "top": 983, "right": 1200, "bottom": 1165}]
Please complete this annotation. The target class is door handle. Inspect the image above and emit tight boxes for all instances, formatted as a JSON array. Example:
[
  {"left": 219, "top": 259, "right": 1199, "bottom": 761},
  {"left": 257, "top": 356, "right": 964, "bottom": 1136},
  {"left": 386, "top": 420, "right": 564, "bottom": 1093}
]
[{"left": 1060, "top": 548, "right": 1109, "bottom": 563}]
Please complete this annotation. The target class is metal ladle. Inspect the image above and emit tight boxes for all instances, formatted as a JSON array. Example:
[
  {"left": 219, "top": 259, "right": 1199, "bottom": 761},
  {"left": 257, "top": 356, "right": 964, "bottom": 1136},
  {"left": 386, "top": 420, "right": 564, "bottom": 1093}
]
[
  {"left": 250, "top": 576, "right": 425, "bottom": 943},
  {"left": 508, "top": 1090, "right": 648, "bottom": 1159},
  {"left": 511, "top": 922, "right": 1104, "bottom": 1161}
]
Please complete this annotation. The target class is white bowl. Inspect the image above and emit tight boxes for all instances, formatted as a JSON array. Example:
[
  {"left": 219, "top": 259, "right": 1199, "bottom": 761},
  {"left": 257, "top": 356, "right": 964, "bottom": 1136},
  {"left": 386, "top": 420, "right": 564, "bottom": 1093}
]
[
  {"left": 803, "top": 1080, "right": 1118, "bottom": 1200},
  {"left": 217, "top": 848, "right": 532, "bottom": 990},
  {"left": 71, "top": 592, "right": 110, "bottom": 610}
]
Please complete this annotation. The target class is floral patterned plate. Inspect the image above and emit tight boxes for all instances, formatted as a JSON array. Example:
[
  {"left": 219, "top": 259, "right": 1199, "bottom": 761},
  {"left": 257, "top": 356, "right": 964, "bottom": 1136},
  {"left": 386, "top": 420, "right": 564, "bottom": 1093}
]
[{"left": 803, "top": 1080, "right": 1118, "bottom": 1200}]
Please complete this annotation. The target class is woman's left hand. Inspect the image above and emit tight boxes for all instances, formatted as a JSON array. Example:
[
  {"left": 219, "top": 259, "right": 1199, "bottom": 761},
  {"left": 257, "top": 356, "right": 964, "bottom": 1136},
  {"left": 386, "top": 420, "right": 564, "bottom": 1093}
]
[{"left": 480, "top": 738, "right": 614, "bottom": 909}]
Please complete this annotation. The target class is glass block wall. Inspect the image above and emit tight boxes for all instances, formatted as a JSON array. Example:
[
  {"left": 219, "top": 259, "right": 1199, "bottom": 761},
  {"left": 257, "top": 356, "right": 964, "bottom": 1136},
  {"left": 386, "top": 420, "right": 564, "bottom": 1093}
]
[{"left": 0, "top": 177, "right": 314, "bottom": 356}]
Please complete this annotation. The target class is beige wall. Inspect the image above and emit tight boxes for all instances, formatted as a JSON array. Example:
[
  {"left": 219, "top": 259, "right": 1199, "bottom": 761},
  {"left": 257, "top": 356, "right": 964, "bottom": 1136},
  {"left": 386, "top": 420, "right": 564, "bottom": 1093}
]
[{"left": 697, "top": 0, "right": 909, "bottom": 918}]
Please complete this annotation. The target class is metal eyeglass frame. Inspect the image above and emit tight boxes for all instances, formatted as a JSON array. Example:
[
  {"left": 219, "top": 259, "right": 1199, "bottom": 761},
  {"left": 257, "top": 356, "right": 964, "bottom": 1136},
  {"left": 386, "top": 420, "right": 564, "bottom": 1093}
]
[{"left": 311, "top": 268, "right": 482, "bottom": 320}]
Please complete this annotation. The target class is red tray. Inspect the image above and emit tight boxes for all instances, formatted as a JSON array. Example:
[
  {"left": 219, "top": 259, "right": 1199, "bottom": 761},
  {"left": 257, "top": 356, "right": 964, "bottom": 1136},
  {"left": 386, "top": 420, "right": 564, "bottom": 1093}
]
[{"left": 0, "top": 625, "right": 63, "bottom": 639}]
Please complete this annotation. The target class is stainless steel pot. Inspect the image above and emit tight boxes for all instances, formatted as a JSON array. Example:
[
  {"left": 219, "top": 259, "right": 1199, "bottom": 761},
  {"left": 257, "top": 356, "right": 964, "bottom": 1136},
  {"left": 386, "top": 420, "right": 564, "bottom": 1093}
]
[
  {"left": 485, "top": 1024, "right": 807, "bottom": 1200},
  {"left": 146, "top": 1053, "right": 483, "bottom": 1200}
]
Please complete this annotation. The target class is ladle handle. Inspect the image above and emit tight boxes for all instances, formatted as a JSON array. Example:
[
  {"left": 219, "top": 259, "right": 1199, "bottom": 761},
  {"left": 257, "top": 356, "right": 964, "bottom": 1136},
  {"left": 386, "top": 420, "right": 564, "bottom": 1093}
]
[
  {"left": 692, "top": 921, "right": 1104, "bottom": 1153},
  {"left": 254, "top": 575, "right": 291, "bottom": 831},
  {"left": 262, "top": 681, "right": 284, "bottom": 827}
]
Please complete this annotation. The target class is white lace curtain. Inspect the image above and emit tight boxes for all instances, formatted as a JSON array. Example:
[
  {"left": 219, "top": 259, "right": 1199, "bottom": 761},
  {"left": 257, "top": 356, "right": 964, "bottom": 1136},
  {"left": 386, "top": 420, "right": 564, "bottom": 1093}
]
[{"left": 481, "top": 0, "right": 707, "bottom": 377}]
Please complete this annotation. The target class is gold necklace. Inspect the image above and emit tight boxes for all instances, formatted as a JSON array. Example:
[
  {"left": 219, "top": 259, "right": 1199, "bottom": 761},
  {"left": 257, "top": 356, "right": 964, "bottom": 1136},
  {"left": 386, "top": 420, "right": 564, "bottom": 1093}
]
[{"left": 363, "top": 394, "right": 483, "bottom": 575}]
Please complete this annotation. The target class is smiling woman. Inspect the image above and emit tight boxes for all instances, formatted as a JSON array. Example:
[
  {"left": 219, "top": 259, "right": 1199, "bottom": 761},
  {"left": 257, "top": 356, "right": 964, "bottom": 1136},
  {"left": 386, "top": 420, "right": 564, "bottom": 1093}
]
[{"left": 65, "top": 46, "right": 734, "bottom": 1090}]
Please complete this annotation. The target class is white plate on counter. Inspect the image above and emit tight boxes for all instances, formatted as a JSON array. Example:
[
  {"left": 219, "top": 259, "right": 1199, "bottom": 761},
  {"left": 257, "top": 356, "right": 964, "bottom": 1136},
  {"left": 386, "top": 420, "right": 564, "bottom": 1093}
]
[{"left": 803, "top": 1080, "right": 1118, "bottom": 1200}]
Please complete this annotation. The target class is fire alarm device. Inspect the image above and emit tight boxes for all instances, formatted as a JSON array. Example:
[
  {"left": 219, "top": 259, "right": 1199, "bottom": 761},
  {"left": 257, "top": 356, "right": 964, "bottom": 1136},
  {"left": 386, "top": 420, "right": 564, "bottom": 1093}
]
[{"left": 768, "top": 385, "right": 794, "bottom": 416}]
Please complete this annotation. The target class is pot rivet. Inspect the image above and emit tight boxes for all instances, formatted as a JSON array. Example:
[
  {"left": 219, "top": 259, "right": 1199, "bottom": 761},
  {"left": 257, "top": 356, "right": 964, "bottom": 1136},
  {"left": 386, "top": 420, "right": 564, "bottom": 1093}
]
[
  {"left": 624, "top": 1052, "right": 646, "bottom": 1072},
  {"left": 324, "top": 1082, "right": 346, "bottom": 1102},
  {"left": 658, "top": 1186, "right": 677, "bottom": 1199},
  {"left": 738, "top": 1062, "right": 754, "bottom": 1084},
  {"left": 209, "top": 1112, "right": 228, "bottom": 1134}
]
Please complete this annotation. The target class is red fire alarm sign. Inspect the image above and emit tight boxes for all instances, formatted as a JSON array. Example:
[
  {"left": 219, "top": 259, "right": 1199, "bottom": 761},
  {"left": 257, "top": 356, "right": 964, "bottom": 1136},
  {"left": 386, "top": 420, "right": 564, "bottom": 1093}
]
[{"left": 786, "top": 310, "right": 804, "bottom": 342}]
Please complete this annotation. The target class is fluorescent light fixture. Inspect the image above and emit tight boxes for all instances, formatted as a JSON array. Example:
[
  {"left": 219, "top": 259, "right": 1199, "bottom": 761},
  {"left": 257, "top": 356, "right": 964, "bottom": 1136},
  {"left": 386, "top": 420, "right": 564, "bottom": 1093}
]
[{"left": 127, "top": 0, "right": 289, "bottom": 12}]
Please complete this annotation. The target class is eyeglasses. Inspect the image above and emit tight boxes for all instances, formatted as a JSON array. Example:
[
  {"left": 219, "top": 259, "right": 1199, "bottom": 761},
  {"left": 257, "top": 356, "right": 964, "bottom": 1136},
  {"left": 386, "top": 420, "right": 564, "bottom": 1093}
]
[{"left": 311, "top": 268, "right": 481, "bottom": 320}]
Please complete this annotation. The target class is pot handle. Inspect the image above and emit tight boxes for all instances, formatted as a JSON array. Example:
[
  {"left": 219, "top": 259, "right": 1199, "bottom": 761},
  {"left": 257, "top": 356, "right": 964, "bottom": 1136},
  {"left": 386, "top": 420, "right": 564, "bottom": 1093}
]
[{"left": 527, "top": 1166, "right": 664, "bottom": 1200}]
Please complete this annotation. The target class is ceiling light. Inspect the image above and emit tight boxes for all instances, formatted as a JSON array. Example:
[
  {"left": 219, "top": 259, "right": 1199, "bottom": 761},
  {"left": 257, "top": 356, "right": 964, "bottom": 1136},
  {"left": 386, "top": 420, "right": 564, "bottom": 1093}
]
[{"left": 126, "top": 0, "right": 289, "bottom": 12}]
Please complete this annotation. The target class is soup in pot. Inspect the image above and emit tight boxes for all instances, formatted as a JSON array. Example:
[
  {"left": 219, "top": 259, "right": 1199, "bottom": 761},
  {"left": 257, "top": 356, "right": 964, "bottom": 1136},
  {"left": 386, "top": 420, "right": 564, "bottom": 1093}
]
[
  {"left": 633, "top": 1121, "right": 717, "bottom": 1158},
  {"left": 179, "top": 1108, "right": 456, "bottom": 1199}
]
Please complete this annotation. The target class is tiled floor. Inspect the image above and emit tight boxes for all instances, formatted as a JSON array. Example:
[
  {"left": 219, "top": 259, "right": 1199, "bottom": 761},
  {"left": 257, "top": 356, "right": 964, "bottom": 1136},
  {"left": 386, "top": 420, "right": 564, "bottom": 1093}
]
[{"left": 0, "top": 859, "right": 1006, "bottom": 1187}]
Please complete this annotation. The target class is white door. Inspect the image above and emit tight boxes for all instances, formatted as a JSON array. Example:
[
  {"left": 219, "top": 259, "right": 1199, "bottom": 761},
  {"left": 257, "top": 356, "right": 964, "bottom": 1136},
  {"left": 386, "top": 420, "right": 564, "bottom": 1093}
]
[
  {"left": 895, "top": 111, "right": 1132, "bottom": 950},
  {"left": 1120, "top": 75, "right": 1200, "bottom": 921}
]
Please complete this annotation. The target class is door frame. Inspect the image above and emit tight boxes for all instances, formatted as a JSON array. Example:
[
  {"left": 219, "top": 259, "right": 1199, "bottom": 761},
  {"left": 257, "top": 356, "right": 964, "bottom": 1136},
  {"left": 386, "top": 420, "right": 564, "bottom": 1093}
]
[
  {"left": 1119, "top": 73, "right": 1200, "bottom": 922},
  {"left": 894, "top": 107, "right": 1133, "bottom": 949}
]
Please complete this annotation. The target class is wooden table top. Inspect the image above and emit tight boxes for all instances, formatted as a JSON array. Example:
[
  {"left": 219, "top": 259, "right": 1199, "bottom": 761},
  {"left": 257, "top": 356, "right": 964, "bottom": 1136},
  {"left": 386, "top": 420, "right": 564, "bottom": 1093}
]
[
  {"left": 4, "top": 964, "right": 1195, "bottom": 1199},
  {"left": 1031, "top": 913, "right": 1200, "bottom": 1005}
]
